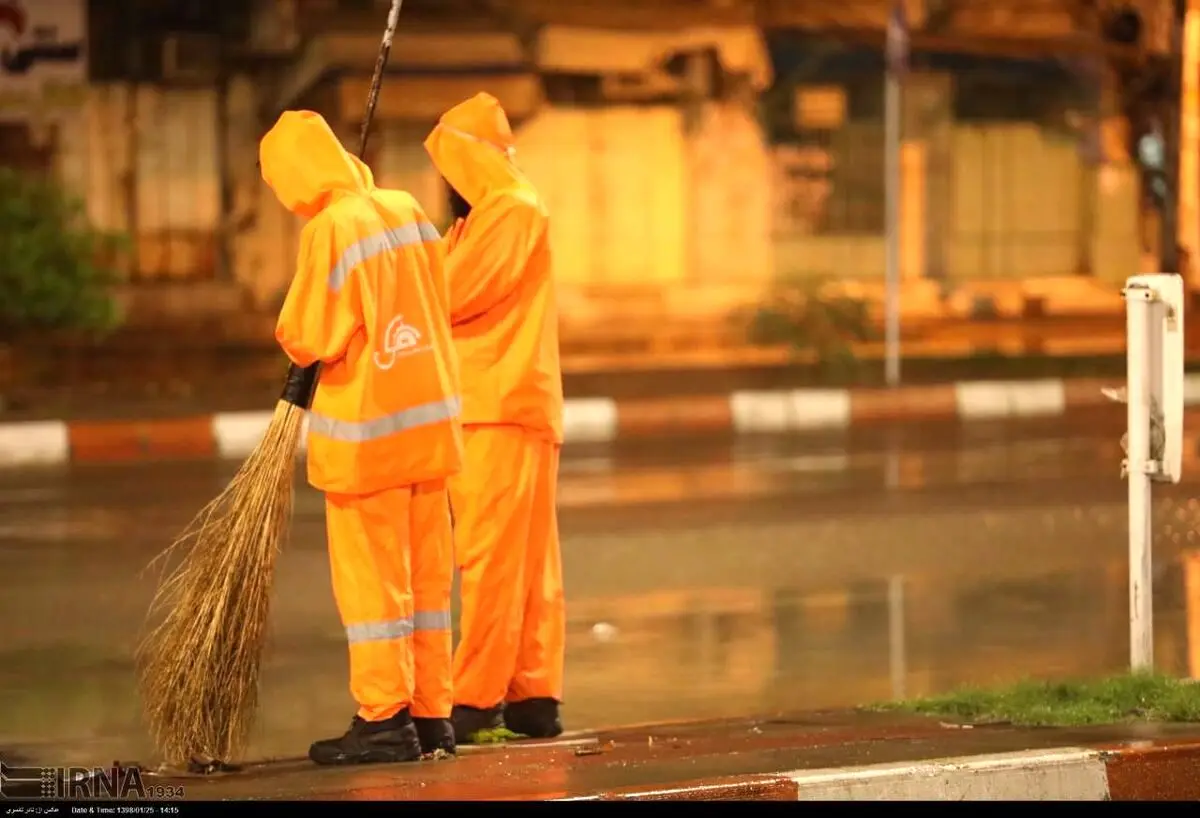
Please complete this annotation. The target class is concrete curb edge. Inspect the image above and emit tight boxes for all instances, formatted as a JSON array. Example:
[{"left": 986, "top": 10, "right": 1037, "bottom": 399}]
[{"left": 559, "top": 742, "right": 1200, "bottom": 801}]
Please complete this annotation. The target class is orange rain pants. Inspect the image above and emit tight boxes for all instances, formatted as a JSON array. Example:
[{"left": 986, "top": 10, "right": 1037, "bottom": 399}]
[
  {"left": 449, "top": 425, "right": 565, "bottom": 709},
  {"left": 325, "top": 480, "right": 454, "bottom": 722}
]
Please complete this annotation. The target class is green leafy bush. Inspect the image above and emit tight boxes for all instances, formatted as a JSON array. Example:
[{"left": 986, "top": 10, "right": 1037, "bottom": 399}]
[
  {"left": 0, "top": 167, "right": 126, "bottom": 340},
  {"left": 747, "top": 280, "right": 878, "bottom": 375}
]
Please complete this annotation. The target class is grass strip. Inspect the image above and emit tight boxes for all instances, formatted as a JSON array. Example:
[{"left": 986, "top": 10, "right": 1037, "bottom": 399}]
[{"left": 870, "top": 672, "right": 1200, "bottom": 726}]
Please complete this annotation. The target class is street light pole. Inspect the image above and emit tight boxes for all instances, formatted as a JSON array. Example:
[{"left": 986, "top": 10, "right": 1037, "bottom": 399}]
[
  {"left": 1160, "top": 0, "right": 1187, "bottom": 274},
  {"left": 884, "top": 0, "right": 908, "bottom": 388}
]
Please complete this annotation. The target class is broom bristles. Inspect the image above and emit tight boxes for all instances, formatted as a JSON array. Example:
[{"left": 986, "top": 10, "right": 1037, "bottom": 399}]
[{"left": 136, "top": 401, "right": 306, "bottom": 767}]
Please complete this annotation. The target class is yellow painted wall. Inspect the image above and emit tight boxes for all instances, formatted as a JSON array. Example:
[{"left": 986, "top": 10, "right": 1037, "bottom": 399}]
[
  {"left": 948, "top": 124, "right": 1080, "bottom": 280},
  {"left": 687, "top": 102, "right": 774, "bottom": 286},
  {"left": 595, "top": 107, "right": 687, "bottom": 287},
  {"left": 513, "top": 107, "right": 591, "bottom": 287},
  {"left": 517, "top": 100, "right": 773, "bottom": 302},
  {"left": 1092, "top": 164, "right": 1142, "bottom": 285},
  {"left": 517, "top": 105, "right": 688, "bottom": 288}
]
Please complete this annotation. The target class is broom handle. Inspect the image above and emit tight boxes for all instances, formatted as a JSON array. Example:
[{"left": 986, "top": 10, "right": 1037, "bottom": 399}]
[{"left": 280, "top": 0, "right": 406, "bottom": 410}]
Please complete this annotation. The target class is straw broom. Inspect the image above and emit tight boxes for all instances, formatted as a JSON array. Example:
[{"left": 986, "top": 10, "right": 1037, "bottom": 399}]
[{"left": 136, "top": 0, "right": 406, "bottom": 771}]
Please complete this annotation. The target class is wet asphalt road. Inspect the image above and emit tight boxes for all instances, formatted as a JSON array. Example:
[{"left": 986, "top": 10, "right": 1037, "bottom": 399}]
[{"left": 1, "top": 410, "right": 1198, "bottom": 766}]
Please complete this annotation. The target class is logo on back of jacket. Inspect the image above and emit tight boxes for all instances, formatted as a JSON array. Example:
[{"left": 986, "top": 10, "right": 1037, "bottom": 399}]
[{"left": 374, "top": 315, "right": 431, "bottom": 370}]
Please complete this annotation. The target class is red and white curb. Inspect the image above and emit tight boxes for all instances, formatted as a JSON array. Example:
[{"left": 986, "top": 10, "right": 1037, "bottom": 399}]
[
  {"left": 566, "top": 744, "right": 1200, "bottom": 801},
  {"left": 784, "top": 748, "right": 1112, "bottom": 800},
  {"left": 2, "top": 374, "right": 1200, "bottom": 468}
]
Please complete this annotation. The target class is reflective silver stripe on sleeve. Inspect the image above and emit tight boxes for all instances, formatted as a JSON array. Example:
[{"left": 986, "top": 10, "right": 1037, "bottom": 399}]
[
  {"left": 346, "top": 617, "right": 414, "bottom": 644},
  {"left": 328, "top": 221, "right": 442, "bottom": 293},
  {"left": 413, "top": 610, "right": 452, "bottom": 631},
  {"left": 308, "top": 395, "right": 460, "bottom": 444}
]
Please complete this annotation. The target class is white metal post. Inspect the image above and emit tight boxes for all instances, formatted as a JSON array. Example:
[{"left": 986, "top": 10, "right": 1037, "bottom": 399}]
[{"left": 1125, "top": 285, "right": 1155, "bottom": 671}]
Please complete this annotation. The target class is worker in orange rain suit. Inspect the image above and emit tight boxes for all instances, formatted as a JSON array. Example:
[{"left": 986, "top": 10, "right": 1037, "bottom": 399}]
[
  {"left": 423, "top": 92, "right": 566, "bottom": 743},
  {"left": 260, "top": 109, "right": 464, "bottom": 765}
]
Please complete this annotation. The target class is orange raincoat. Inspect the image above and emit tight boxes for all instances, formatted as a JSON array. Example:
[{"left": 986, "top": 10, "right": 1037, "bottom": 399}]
[
  {"left": 261, "top": 110, "right": 462, "bottom": 723},
  {"left": 424, "top": 93, "right": 565, "bottom": 714}
]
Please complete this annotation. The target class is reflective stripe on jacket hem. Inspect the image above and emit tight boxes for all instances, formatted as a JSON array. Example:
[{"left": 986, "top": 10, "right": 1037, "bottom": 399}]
[{"left": 309, "top": 396, "right": 461, "bottom": 443}]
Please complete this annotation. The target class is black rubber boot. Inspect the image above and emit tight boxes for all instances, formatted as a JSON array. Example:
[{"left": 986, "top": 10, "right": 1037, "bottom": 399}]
[
  {"left": 414, "top": 717, "right": 456, "bottom": 757},
  {"left": 450, "top": 703, "right": 504, "bottom": 744},
  {"left": 308, "top": 710, "right": 422, "bottom": 766},
  {"left": 504, "top": 698, "right": 563, "bottom": 739}
]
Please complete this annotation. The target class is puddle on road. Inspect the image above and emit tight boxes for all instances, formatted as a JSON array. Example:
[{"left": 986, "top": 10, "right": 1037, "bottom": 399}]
[
  {"left": 1, "top": 557, "right": 1197, "bottom": 766},
  {"left": 3, "top": 446, "right": 1200, "bottom": 765}
]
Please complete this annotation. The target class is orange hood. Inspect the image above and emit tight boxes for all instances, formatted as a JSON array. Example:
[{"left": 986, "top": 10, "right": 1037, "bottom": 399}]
[
  {"left": 259, "top": 110, "right": 373, "bottom": 218},
  {"left": 424, "top": 93, "right": 524, "bottom": 206}
]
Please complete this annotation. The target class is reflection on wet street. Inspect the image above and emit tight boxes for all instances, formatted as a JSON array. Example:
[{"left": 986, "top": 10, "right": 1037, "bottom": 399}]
[{"left": 1, "top": 411, "right": 1199, "bottom": 765}]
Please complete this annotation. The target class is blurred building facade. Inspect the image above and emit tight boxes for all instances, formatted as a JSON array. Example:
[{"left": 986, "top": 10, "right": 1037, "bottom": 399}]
[{"left": 0, "top": 0, "right": 1191, "bottom": 342}]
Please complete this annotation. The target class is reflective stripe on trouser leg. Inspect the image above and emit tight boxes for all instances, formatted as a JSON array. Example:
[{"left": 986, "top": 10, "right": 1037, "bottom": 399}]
[
  {"left": 409, "top": 479, "right": 455, "bottom": 719},
  {"left": 450, "top": 427, "right": 537, "bottom": 709},
  {"left": 507, "top": 441, "right": 566, "bottom": 704},
  {"left": 326, "top": 486, "right": 415, "bottom": 722}
]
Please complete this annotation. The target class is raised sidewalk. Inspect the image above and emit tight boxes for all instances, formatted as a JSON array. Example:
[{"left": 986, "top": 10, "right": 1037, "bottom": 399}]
[{"left": 142, "top": 712, "right": 1200, "bottom": 801}]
